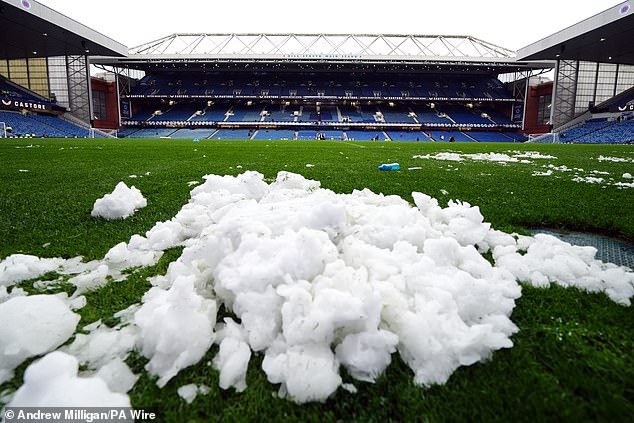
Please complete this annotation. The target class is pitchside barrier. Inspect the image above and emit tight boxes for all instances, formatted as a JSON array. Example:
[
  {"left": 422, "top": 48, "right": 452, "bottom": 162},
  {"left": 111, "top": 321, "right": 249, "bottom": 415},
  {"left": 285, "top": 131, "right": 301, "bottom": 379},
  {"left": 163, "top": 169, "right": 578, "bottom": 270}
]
[{"left": 0, "top": 122, "right": 6, "bottom": 138}]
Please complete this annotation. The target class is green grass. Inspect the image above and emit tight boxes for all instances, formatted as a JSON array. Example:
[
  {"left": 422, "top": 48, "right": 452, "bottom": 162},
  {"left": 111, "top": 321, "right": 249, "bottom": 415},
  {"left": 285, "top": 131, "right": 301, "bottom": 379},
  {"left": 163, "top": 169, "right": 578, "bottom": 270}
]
[{"left": 1, "top": 138, "right": 633, "bottom": 422}]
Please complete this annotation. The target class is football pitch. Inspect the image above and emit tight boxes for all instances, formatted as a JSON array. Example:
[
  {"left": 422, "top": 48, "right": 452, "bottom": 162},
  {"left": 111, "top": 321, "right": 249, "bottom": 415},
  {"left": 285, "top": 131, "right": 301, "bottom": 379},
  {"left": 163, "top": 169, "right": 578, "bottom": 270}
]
[{"left": 1, "top": 138, "right": 633, "bottom": 422}]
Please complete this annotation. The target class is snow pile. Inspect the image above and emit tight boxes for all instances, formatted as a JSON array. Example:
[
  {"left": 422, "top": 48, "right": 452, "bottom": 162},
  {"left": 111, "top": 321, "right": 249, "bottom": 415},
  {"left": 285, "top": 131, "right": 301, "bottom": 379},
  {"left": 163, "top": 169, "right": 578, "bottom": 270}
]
[
  {"left": 0, "top": 295, "right": 80, "bottom": 384},
  {"left": 134, "top": 276, "right": 217, "bottom": 387},
  {"left": 7, "top": 352, "right": 130, "bottom": 407},
  {"left": 623, "top": 173, "right": 633, "bottom": 179},
  {"left": 91, "top": 182, "right": 147, "bottom": 220},
  {"left": 492, "top": 233, "right": 634, "bottom": 305},
  {"left": 128, "top": 171, "right": 524, "bottom": 402},
  {"left": 0, "top": 254, "right": 65, "bottom": 288}
]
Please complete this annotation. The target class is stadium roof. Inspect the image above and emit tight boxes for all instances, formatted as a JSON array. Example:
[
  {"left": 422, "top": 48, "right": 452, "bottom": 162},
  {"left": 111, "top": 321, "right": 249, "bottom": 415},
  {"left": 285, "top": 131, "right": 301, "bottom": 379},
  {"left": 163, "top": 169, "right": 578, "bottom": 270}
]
[
  {"left": 0, "top": 0, "right": 127, "bottom": 59},
  {"left": 129, "top": 33, "right": 516, "bottom": 59},
  {"left": 93, "top": 33, "right": 551, "bottom": 73},
  {"left": 517, "top": 1, "right": 634, "bottom": 65}
]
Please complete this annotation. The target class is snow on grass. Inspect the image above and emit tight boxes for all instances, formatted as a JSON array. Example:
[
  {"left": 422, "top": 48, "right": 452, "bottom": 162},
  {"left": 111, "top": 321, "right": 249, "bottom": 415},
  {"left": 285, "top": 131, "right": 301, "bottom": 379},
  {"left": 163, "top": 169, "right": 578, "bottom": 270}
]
[
  {"left": 507, "top": 151, "right": 557, "bottom": 160},
  {"left": 0, "top": 295, "right": 80, "bottom": 384},
  {"left": 534, "top": 164, "right": 634, "bottom": 188},
  {"left": 1, "top": 171, "right": 634, "bottom": 405},
  {"left": 177, "top": 384, "right": 199, "bottom": 404},
  {"left": 6, "top": 351, "right": 130, "bottom": 407},
  {"left": 572, "top": 176, "right": 605, "bottom": 184},
  {"left": 0, "top": 255, "right": 65, "bottom": 288},
  {"left": 413, "top": 152, "right": 463, "bottom": 161},
  {"left": 596, "top": 155, "right": 634, "bottom": 163},
  {"left": 91, "top": 182, "right": 147, "bottom": 220},
  {"left": 413, "top": 151, "right": 556, "bottom": 164}
]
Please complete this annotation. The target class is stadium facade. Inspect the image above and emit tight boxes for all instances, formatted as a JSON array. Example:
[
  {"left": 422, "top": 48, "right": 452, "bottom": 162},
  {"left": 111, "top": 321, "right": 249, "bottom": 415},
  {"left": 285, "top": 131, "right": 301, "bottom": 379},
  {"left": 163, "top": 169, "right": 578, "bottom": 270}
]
[{"left": 1, "top": 0, "right": 633, "bottom": 142}]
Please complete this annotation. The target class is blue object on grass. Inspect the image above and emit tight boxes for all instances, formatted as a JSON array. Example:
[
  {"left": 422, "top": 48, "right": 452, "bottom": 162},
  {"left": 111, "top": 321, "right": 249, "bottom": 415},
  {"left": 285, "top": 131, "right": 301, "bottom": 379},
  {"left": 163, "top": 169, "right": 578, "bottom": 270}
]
[
  {"left": 378, "top": 163, "right": 401, "bottom": 171},
  {"left": 193, "top": 138, "right": 200, "bottom": 142}
]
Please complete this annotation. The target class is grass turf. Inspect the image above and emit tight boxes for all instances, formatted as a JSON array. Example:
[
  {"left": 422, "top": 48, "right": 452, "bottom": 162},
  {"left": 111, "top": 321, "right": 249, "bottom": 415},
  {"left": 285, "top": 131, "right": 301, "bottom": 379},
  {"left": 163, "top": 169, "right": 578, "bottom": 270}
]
[{"left": 1, "top": 138, "right": 633, "bottom": 422}]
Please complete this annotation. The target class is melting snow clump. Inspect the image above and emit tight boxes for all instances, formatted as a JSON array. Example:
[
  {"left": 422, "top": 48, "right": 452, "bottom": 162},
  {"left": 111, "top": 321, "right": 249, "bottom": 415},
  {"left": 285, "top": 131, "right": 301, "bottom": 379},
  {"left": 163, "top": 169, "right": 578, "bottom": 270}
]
[
  {"left": 7, "top": 352, "right": 130, "bottom": 407},
  {"left": 0, "top": 295, "right": 80, "bottom": 384},
  {"left": 91, "top": 182, "right": 147, "bottom": 220}
]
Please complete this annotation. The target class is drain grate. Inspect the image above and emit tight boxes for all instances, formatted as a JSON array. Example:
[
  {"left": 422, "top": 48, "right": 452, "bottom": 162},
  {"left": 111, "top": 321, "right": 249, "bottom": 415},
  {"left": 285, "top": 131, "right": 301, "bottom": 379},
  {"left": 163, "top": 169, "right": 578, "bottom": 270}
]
[{"left": 528, "top": 229, "right": 634, "bottom": 270}]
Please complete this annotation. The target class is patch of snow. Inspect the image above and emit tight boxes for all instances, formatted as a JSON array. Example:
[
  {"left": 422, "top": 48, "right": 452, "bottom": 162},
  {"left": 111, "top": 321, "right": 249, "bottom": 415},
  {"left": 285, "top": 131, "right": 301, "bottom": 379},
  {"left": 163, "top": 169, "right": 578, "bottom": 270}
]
[
  {"left": 7, "top": 352, "right": 130, "bottom": 407},
  {"left": 306, "top": 164, "right": 315, "bottom": 168},
  {"left": 468, "top": 153, "right": 520, "bottom": 163},
  {"left": 413, "top": 153, "right": 464, "bottom": 162},
  {"left": 213, "top": 319, "right": 251, "bottom": 392},
  {"left": 64, "top": 323, "right": 137, "bottom": 369},
  {"left": 177, "top": 384, "right": 198, "bottom": 404},
  {"left": 94, "top": 358, "right": 138, "bottom": 394},
  {"left": 0, "top": 254, "right": 65, "bottom": 288},
  {"left": 493, "top": 233, "right": 634, "bottom": 305},
  {"left": 623, "top": 173, "right": 633, "bottom": 179},
  {"left": 597, "top": 155, "right": 634, "bottom": 163},
  {"left": 187, "top": 181, "right": 201, "bottom": 186},
  {"left": 134, "top": 276, "right": 217, "bottom": 387},
  {"left": 91, "top": 182, "right": 147, "bottom": 220},
  {"left": 572, "top": 176, "right": 604, "bottom": 184},
  {"left": 19, "top": 169, "right": 29, "bottom": 173},
  {"left": 0, "top": 295, "right": 80, "bottom": 384},
  {"left": 508, "top": 151, "right": 557, "bottom": 160}
]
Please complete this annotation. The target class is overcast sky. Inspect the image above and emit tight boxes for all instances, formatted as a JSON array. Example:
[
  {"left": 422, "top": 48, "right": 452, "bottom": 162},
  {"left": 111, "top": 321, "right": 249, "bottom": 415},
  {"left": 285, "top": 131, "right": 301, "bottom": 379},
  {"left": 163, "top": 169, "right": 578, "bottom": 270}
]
[{"left": 37, "top": 0, "right": 621, "bottom": 50}]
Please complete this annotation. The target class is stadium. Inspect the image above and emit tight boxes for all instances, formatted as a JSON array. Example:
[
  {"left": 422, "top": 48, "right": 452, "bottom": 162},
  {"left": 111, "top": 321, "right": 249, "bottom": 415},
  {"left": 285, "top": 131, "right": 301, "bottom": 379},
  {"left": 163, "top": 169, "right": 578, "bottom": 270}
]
[{"left": 1, "top": 0, "right": 634, "bottom": 422}]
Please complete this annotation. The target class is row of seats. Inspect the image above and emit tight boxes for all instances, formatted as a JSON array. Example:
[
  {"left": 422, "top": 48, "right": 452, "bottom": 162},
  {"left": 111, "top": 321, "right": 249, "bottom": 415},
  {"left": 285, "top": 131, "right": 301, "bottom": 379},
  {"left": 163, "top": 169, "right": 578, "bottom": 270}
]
[
  {"left": 561, "top": 118, "right": 634, "bottom": 144},
  {"left": 117, "top": 127, "right": 525, "bottom": 142},
  {"left": 132, "top": 73, "right": 511, "bottom": 100},
  {"left": 127, "top": 102, "right": 514, "bottom": 126},
  {"left": 0, "top": 110, "right": 89, "bottom": 138}
]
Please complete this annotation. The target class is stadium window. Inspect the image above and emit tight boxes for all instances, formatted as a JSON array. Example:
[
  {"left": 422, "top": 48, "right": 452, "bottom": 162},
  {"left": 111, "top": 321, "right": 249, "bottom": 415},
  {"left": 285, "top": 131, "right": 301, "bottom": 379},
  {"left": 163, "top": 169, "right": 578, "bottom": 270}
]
[
  {"left": 92, "top": 90, "right": 108, "bottom": 121},
  {"left": 537, "top": 94, "right": 552, "bottom": 126}
]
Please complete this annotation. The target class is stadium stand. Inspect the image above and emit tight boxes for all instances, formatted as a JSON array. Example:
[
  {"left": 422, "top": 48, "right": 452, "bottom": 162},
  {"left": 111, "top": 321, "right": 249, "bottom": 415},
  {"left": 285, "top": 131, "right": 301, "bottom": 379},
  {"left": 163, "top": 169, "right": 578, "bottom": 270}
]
[
  {"left": 559, "top": 119, "right": 615, "bottom": 142},
  {"left": 0, "top": 110, "right": 88, "bottom": 137},
  {"left": 562, "top": 118, "right": 634, "bottom": 144},
  {"left": 116, "top": 70, "right": 527, "bottom": 142}
]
